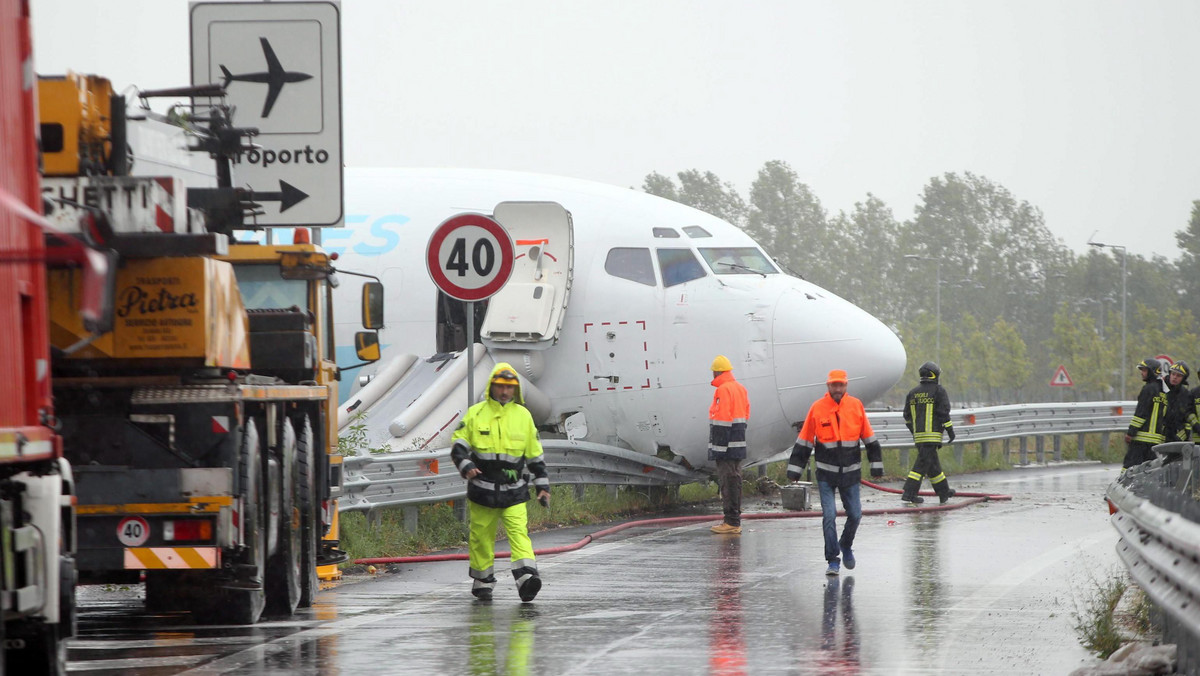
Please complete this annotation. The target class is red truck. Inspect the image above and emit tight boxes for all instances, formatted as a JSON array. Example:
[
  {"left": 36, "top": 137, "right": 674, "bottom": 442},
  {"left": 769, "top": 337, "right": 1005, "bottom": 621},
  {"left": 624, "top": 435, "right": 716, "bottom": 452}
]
[{"left": 0, "top": 1, "right": 94, "bottom": 673}]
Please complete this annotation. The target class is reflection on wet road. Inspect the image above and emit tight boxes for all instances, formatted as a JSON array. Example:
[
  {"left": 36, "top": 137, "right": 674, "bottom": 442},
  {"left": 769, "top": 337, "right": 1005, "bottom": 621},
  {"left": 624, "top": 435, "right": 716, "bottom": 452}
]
[{"left": 69, "top": 464, "right": 1120, "bottom": 674}]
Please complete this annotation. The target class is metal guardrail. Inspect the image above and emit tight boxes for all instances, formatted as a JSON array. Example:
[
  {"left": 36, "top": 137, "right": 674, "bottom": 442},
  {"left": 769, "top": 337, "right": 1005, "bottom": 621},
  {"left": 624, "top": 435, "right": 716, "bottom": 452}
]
[
  {"left": 340, "top": 439, "right": 707, "bottom": 513},
  {"left": 341, "top": 400, "right": 1133, "bottom": 513},
  {"left": 1108, "top": 443, "right": 1200, "bottom": 674}
]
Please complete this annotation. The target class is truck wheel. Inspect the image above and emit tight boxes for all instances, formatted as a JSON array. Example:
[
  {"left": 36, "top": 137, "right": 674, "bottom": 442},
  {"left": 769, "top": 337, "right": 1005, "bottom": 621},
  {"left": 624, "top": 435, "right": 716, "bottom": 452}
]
[
  {"left": 197, "top": 419, "right": 265, "bottom": 625},
  {"left": 296, "top": 415, "right": 320, "bottom": 607},
  {"left": 266, "top": 418, "right": 300, "bottom": 616}
]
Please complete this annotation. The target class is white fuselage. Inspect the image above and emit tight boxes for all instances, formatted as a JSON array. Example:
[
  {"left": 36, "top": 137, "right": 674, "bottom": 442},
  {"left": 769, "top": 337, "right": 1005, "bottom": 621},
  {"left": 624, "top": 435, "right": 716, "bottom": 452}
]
[{"left": 323, "top": 168, "right": 906, "bottom": 468}]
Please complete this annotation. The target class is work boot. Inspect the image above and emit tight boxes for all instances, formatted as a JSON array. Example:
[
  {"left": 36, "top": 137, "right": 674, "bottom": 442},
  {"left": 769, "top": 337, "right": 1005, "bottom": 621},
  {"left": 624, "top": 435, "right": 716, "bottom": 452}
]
[
  {"left": 711, "top": 522, "right": 742, "bottom": 534},
  {"left": 902, "top": 494, "right": 924, "bottom": 505},
  {"left": 939, "top": 488, "right": 957, "bottom": 505},
  {"left": 900, "top": 475, "right": 923, "bottom": 505},
  {"left": 517, "top": 575, "right": 542, "bottom": 603},
  {"left": 472, "top": 575, "right": 496, "bottom": 601}
]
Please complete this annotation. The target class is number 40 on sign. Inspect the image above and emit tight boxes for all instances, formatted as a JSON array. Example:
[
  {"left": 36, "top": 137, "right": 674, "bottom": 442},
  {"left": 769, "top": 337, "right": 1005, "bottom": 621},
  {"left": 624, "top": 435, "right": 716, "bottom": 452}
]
[{"left": 425, "top": 213, "right": 514, "bottom": 302}]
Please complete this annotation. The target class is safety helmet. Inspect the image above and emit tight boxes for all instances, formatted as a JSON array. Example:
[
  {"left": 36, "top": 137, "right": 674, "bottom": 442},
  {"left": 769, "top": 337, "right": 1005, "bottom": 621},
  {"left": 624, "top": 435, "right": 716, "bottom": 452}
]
[
  {"left": 1137, "top": 358, "right": 1162, "bottom": 381},
  {"left": 711, "top": 355, "right": 733, "bottom": 372},
  {"left": 826, "top": 369, "right": 849, "bottom": 384},
  {"left": 1169, "top": 361, "right": 1190, "bottom": 381},
  {"left": 919, "top": 361, "right": 941, "bottom": 382},
  {"left": 492, "top": 368, "right": 520, "bottom": 386}
]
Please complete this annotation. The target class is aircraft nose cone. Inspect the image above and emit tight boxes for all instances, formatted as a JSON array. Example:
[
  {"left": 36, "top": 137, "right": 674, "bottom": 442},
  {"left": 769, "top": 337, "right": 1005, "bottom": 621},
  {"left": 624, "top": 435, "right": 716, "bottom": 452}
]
[{"left": 772, "top": 287, "right": 906, "bottom": 422}]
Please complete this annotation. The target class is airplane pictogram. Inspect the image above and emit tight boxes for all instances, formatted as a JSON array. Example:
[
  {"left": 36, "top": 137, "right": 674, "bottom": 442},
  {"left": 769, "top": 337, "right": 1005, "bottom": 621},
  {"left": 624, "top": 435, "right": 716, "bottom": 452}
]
[{"left": 219, "top": 37, "right": 313, "bottom": 118}]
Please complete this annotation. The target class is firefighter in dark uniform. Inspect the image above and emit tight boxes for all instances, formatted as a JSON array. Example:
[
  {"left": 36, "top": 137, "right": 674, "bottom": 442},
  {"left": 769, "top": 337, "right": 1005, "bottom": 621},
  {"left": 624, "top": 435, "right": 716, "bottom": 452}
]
[
  {"left": 451, "top": 363, "right": 551, "bottom": 602},
  {"left": 1124, "top": 357, "right": 1168, "bottom": 470},
  {"left": 901, "top": 361, "right": 956, "bottom": 504},
  {"left": 1163, "top": 361, "right": 1192, "bottom": 441}
]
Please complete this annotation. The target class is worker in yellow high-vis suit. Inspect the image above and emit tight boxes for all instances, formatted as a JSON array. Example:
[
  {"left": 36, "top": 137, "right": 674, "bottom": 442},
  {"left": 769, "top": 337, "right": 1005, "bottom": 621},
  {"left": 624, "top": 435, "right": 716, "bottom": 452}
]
[{"left": 451, "top": 363, "right": 551, "bottom": 602}]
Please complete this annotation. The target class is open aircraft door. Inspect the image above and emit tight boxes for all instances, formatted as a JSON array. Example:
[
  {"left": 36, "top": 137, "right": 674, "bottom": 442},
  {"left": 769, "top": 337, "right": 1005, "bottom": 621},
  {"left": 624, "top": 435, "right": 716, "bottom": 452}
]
[{"left": 481, "top": 202, "right": 574, "bottom": 350}]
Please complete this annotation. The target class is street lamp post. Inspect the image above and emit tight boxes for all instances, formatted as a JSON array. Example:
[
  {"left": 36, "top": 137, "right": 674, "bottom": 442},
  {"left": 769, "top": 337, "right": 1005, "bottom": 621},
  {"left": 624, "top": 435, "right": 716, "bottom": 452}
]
[
  {"left": 904, "top": 254, "right": 943, "bottom": 366},
  {"left": 1088, "top": 239, "right": 1128, "bottom": 398}
]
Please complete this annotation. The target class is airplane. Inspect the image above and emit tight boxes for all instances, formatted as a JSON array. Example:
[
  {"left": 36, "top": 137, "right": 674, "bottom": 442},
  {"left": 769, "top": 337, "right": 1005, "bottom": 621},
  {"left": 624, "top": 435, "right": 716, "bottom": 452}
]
[
  {"left": 219, "top": 37, "right": 312, "bottom": 118},
  {"left": 317, "top": 167, "right": 907, "bottom": 472}
]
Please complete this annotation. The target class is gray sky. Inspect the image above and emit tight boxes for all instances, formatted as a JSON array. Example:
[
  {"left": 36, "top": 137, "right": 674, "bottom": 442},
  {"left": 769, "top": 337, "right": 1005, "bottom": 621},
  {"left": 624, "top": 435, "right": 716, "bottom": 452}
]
[{"left": 31, "top": 0, "right": 1200, "bottom": 259}]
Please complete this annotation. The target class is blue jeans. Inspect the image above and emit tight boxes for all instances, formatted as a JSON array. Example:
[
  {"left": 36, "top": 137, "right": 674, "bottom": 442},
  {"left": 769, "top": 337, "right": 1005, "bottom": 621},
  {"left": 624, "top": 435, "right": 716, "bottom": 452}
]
[{"left": 818, "top": 481, "right": 862, "bottom": 563}]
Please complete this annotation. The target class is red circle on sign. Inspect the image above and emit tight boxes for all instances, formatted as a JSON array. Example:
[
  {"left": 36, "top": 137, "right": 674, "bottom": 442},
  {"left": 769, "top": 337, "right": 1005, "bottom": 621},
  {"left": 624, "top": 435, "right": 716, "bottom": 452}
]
[
  {"left": 117, "top": 516, "right": 150, "bottom": 547},
  {"left": 426, "top": 213, "right": 514, "bottom": 301}
]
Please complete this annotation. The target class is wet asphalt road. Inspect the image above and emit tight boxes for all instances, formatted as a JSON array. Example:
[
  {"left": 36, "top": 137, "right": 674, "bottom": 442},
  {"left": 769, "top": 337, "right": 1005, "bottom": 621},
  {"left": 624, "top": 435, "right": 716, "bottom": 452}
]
[{"left": 68, "top": 463, "right": 1122, "bottom": 675}]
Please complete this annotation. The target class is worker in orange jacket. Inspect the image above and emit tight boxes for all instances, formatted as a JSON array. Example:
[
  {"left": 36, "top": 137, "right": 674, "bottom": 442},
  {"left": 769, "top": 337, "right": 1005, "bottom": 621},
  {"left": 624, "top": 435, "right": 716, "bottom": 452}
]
[
  {"left": 788, "top": 369, "right": 883, "bottom": 576},
  {"left": 709, "top": 355, "right": 750, "bottom": 534}
]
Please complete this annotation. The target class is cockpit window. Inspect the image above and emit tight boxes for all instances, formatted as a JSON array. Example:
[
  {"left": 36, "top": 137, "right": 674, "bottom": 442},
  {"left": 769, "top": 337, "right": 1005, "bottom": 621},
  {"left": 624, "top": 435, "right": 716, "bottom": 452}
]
[
  {"left": 683, "top": 226, "right": 711, "bottom": 238},
  {"left": 657, "top": 248, "right": 707, "bottom": 287},
  {"left": 605, "top": 248, "right": 656, "bottom": 286},
  {"left": 652, "top": 227, "right": 680, "bottom": 238},
  {"left": 699, "top": 247, "right": 779, "bottom": 275}
]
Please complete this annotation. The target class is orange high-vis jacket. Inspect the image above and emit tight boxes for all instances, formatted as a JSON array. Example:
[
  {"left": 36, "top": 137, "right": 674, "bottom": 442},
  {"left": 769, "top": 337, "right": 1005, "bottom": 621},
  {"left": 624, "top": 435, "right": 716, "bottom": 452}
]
[
  {"left": 709, "top": 371, "right": 749, "bottom": 461},
  {"left": 788, "top": 392, "right": 883, "bottom": 486}
]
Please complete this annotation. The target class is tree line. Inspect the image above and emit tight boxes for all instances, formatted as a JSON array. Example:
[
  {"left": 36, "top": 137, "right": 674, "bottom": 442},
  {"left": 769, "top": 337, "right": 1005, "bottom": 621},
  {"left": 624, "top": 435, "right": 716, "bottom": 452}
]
[{"left": 641, "top": 161, "right": 1200, "bottom": 407}]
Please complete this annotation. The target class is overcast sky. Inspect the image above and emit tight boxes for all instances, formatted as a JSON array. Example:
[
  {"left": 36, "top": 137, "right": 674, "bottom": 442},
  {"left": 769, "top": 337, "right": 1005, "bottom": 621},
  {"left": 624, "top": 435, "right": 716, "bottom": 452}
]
[{"left": 30, "top": 0, "right": 1200, "bottom": 259}]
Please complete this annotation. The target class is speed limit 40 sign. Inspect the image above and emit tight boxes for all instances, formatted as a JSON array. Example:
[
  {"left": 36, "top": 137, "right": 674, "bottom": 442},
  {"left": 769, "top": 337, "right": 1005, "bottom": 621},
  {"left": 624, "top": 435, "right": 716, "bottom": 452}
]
[{"left": 426, "top": 213, "right": 514, "bottom": 301}]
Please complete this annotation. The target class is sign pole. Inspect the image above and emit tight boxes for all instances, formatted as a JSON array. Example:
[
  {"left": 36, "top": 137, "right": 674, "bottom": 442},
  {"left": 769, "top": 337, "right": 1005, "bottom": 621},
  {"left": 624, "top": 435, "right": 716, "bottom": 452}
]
[{"left": 466, "top": 302, "right": 475, "bottom": 407}]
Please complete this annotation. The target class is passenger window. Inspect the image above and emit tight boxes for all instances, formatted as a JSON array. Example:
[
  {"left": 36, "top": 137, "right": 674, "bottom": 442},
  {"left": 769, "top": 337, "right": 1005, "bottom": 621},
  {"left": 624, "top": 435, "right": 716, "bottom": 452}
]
[
  {"left": 683, "top": 226, "right": 711, "bottom": 238},
  {"left": 605, "top": 248, "right": 656, "bottom": 286},
  {"left": 652, "top": 227, "right": 680, "bottom": 238},
  {"left": 657, "top": 248, "right": 707, "bottom": 287}
]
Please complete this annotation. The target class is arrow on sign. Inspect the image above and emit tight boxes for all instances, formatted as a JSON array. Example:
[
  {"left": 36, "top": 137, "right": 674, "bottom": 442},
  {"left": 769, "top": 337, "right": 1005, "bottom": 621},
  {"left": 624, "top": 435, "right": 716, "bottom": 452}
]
[{"left": 247, "top": 180, "right": 309, "bottom": 212}]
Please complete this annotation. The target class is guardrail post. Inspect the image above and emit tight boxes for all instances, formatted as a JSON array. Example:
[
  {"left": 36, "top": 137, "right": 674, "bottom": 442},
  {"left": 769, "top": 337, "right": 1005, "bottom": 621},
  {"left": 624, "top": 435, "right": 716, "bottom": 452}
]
[
  {"left": 980, "top": 440, "right": 989, "bottom": 463},
  {"left": 953, "top": 443, "right": 963, "bottom": 466},
  {"left": 1003, "top": 438, "right": 1011, "bottom": 463},
  {"left": 1053, "top": 435, "right": 1062, "bottom": 463},
  {"left": 1019, "top": 437, "right": 1027, "bottom": 465},
  {"left": 574, "top": 485, "right": 586, "bottom": 501},
  {"left": 900, "top": 448, "right": 909, "bottom": 470},
  {"left": 1036, "top": 436, "right": 1045, "bottom": 464},
  {"left": 608, "top": 485, "right": 619, "bottom": 499},
  {"left": 1101, "top": 432, "right": 1112, "bottom": 460},
  {"left": 403, "top": 506, "right": 418, "bottom": 533},
  {"left": 1076, "top": 433, "right": 1086, "bottom": 461},
  {"left": 453, "top": 499, "right": 467, "bottom": 523},
  {"left": 367, "top": 507, "right": 382, "bottom": 529}
]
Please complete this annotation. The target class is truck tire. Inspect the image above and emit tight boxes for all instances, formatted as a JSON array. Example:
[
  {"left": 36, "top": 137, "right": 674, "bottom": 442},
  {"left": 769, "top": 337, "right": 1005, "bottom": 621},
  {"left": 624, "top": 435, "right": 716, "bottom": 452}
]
[
  {"left": 266, "top": 419, "right": 300, "bottom": 616},
  {"left": 196, "top": 419, "right": 265, "bottom": 625},
  {"left": 295, "top": 415, "right": 320, "bottom": 607}
]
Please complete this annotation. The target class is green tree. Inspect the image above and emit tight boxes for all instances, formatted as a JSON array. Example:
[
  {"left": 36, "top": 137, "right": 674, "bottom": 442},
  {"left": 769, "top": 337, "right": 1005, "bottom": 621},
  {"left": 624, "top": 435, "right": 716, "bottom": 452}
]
[
  {"left": 1173, "top": 200, "right": 1200, "bottom": 318},
  {"left": 827, "top": 194, "right": 901, "bottom": 322},
  {"left": 989, "top": 318, "right": 1032, "bottom": 402},
  {"left": 745, "top": 160, "right": 829, "bottom": 282},
  {"left": 640, "top": 169, "right": 745, "bottom": 227}
]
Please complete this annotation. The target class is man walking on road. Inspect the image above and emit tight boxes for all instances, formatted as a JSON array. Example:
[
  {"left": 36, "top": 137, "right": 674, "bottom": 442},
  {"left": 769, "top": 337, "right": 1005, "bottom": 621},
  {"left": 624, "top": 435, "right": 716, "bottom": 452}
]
[
  {"left": 709, "top": 355, "right": 750, "bottom": 534},
  {"left": 451, "top": 363, "right": 551, "bottom": 602},
  {"left": 788, "top": 369, "right": 883, "bottom": 575},
  {"left": 901, "top": 361, "right": 957, "bottom": 505}
]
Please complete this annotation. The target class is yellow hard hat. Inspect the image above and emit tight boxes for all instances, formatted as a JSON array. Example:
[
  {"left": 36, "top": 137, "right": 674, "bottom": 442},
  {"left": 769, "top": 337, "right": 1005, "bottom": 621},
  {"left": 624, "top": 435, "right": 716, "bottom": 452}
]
[
  {"left": 492, "top": 368, "right": 520, "bottom": 385},
  {"left": 711, "top": 355, "right": 732, "bottom": 372}
]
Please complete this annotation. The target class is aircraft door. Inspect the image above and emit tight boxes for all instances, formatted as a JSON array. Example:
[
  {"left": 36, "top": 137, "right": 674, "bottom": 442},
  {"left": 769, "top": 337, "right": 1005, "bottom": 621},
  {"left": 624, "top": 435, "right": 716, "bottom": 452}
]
[{"left": 480, "top": 202, "right": 574, "bottom": 349}]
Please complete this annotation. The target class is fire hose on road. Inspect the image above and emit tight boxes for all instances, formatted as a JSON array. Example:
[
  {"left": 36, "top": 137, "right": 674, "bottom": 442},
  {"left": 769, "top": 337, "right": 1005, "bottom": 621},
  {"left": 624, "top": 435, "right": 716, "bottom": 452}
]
[{"left": 354, "top": 481, "right": 1012, "bottom": 565}]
